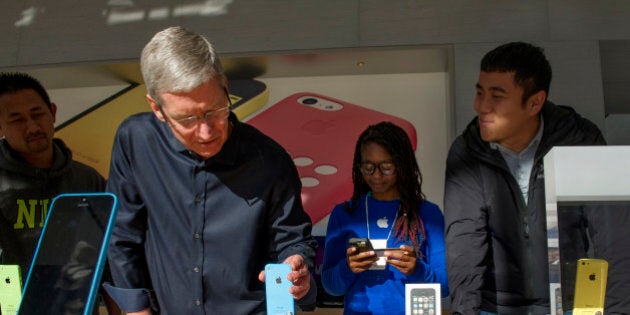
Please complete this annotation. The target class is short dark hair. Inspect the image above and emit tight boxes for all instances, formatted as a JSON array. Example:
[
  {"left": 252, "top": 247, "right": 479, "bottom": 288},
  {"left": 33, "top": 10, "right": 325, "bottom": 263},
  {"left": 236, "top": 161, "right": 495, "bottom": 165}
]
[
  {"left": 481, "top": 42, "right": 552, "bottom": 102},
  {"left": 0, "top": 72, "right": 52, "bottom": 109}
]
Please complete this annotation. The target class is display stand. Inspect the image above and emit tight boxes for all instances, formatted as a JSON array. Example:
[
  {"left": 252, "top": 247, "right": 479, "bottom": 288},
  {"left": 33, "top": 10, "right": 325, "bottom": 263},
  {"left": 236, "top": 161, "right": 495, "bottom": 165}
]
[{"left": 544, "top": 146, "right": 630, "bottom": 314}]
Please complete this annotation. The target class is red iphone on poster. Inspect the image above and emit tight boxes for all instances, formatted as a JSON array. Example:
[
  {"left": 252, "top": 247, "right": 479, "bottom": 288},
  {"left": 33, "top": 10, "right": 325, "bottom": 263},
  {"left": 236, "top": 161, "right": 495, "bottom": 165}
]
[{"left": 247, "top": 92, "right": 417, "bottom": 224}]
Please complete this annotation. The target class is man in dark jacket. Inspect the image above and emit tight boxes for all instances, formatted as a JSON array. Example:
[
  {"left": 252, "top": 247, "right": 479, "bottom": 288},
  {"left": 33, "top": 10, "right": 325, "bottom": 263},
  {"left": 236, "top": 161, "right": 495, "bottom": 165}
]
[
  {"left": 0, "top": 72, "right": 120, "bottom": 314},
  {"left": 444, "top": 42, "right": 606, "bottom": 314}
]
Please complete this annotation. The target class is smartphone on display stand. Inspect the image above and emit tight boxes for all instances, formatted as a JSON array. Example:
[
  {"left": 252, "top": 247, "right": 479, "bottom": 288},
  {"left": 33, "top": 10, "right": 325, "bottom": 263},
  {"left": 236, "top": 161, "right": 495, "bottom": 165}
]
[
  {"left": 0, "top": 265, "right": 22, "bottom": 315},
  {"left": 550, "top": 283, "right": 562, "bottom": 315},
  {"left": 265, "top": 263, "right": 294, "bottom": 315},
  {"left": 572, "top": 258, "right": 608, "bottom": 315},
  {"left": 406, "top": 283, "right": 441, "bottom": 315},
  {"left": 18, "top": 193, "right": 118, "bottom": 315}
]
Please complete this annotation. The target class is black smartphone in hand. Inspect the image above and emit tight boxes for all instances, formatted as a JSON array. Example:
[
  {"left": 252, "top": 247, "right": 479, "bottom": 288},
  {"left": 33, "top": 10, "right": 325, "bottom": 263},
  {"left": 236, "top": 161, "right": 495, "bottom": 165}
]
[{"left": 348, "top": 238, "right": 373, "bottom": 253}]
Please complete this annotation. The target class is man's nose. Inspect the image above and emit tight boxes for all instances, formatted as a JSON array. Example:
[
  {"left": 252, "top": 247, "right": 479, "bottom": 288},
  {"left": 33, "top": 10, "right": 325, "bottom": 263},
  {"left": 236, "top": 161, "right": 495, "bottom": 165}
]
[
  {"left": 196, "top": 120, "right": 215, "bottom": 139},
  {"left": 25, "top": 117, "right": 41, "bottom": 132},
  {"left": 474, "top": 96, "right": 492, "bottom": 114}
]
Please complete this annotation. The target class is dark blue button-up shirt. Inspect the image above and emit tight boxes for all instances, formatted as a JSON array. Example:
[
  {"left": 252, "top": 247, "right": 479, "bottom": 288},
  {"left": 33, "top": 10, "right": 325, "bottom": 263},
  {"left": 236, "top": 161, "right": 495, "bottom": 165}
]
[{"left": 105, "top": 112, "right": 316, "bottom": 314}]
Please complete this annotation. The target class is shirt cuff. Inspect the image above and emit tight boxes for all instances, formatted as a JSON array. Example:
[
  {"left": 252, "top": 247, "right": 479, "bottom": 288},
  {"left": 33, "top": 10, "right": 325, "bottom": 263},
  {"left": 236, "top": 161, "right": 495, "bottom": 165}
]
[{"left": 102, "top": 282, "right": 157, "bottom": 313}]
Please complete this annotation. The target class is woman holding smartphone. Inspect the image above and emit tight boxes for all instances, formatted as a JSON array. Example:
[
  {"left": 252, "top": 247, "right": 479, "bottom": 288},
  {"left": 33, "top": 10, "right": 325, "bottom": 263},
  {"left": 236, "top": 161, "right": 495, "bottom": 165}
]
[{"left": 321, "top": 121, "right": 448, "bottom": 315}]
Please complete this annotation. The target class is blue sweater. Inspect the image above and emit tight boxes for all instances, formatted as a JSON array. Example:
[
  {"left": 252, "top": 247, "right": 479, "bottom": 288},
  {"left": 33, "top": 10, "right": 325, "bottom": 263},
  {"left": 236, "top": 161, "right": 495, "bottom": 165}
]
[{"left": 321, "top": 194, "right": 448, "bottom": 315}]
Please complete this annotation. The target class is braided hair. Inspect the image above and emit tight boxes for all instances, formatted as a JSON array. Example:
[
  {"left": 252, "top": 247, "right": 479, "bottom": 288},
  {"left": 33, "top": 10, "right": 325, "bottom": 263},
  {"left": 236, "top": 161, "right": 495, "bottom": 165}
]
[{"left": 345, "top": 121, "right": 426, "bottom": 253}]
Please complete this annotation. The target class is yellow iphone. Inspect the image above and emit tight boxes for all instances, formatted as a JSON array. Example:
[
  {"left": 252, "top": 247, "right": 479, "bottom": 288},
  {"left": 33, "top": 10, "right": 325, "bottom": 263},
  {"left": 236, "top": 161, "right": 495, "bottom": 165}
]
[
  {"left": 573, "top": 258, "right": 608, "bottom": 314},
  {"left": 0, "top": 264, "right": 22, "bottom": 315}
]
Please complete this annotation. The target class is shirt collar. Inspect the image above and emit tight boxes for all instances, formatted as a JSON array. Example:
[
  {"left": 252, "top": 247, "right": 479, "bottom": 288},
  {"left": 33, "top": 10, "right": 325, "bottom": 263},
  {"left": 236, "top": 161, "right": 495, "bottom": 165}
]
[{"left": 207, "top": 112, "right": 239, "bottom": 166}]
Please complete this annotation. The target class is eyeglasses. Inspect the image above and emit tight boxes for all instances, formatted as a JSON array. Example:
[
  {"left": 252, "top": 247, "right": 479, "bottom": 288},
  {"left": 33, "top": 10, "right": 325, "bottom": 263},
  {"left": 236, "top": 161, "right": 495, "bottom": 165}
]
[
  {"left": 359, "top": 161, "right": 396, "bottom": 176},
  {"left": 166, "top": 105, "right": 231, "bottom": 129},
  {"left": 158, "top": 88, "right": 232, "bottom": 129}
]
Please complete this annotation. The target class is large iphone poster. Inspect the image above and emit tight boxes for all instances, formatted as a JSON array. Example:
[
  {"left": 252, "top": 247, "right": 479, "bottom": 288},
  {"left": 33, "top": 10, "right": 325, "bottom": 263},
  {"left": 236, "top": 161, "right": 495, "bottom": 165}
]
[{"left": 54, "top": 48, "right": 451, "bottom": 235}]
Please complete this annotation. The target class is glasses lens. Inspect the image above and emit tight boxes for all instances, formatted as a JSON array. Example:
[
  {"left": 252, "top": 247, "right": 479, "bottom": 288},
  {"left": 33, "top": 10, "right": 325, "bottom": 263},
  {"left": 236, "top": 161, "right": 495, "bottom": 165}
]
[
  {"left": 205, "top": 107, "right": 229, "bottom": 123},
  {"left": 360, "top": 163, "right": 376, "bottom": 175},
  {"left": 176, "top": 116, "right": 198, "bottom": 129},
  {"left": 175, "top": 106, "right": 230, "bottom": 129},
  {"left": 360, "top": 162, "right": 395, "bottom": 176},
  {"left": 379, "top": 162, "right": 395, "bottom": 175}
]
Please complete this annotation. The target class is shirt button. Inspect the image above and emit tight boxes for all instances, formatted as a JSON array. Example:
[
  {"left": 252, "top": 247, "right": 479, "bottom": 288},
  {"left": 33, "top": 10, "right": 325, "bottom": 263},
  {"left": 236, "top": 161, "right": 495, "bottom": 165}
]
[
  {"left": 195, "top": 197, "right": 202, "bottom": 203},
  {"left": 194, "top": 233, "right": 201, "bottom": 239},
  {"left": 193, "top": 266, "right": 200, "bottom": 273},
  {"left": 195, "top": 299, "right": 201, "bottom": 306}
]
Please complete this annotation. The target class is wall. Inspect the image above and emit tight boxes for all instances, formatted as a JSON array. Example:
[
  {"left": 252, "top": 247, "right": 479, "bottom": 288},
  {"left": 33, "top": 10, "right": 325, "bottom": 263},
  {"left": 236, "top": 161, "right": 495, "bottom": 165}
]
[
  {"left": 4, "top": 1, "right": 630, "bottom": 66},
  {"left": 605, "top": 114, "right": 630, "bottom": 145},
  {"left": 3, "top": 1, "right": 628, "bottom": 136}
]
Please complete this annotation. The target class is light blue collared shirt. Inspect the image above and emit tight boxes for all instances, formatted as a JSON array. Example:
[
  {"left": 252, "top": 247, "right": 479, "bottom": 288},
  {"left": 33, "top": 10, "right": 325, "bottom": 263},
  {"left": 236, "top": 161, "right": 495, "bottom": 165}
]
[{"left": 489, "top": 118, "right": 544, "bottom": 205}]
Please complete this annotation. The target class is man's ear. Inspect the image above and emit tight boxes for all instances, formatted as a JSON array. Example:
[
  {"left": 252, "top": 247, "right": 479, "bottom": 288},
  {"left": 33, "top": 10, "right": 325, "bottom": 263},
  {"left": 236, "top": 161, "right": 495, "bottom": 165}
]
[
  {"left": 527, "top": 90, "right": 546, "bottom": 116},
  {"left": 147, "top": 94, "right": 165, "bottom": 122},
  {"left": 50, "top": 103, "right": 58, "bottom": 123},
  {"left": 223, "top": 79, "right": 230, "bottom": 98}
]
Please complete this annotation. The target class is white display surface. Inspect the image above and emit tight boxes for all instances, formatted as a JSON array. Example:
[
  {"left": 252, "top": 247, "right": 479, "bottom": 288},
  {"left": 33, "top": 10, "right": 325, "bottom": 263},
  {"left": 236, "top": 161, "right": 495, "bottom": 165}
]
[{"left": 544, "top": 146, "right": 630, "bottom": 204}]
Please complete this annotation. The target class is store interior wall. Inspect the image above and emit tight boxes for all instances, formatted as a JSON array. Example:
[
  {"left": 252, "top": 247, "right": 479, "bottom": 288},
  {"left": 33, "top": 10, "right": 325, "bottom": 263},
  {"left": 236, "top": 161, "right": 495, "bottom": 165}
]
[{"left": 2, "top": 2, "right": 629, "bottom": 138}]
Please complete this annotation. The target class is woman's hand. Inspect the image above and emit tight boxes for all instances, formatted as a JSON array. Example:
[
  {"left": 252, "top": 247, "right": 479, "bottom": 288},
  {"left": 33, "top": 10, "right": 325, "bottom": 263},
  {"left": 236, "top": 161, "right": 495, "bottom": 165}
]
[
  {"left": 384, "top": 245, "right": 417, "bottom": 275},
  {"left": 346, "top": 246, "right": 378, "bottom": 273}
]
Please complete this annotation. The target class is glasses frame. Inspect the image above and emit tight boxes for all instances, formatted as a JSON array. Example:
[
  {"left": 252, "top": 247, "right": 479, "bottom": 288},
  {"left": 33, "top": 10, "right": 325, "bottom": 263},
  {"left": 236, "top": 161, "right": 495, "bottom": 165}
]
[
  {"left": 158, "top": 87, "right": 232, "bottom": 129},
  {"left": 358, "top": 161, "right": 396, "bottom": 176}
]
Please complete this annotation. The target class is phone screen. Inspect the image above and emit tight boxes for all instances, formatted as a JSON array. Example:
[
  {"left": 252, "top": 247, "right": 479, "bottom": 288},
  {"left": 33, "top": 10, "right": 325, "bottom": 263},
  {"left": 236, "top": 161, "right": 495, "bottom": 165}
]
[
  {"left": 410, "top": 288, "right": 437, "bottom": 315},
  {"left": 348, "top": 238, "right": 373, "bottom": 253},
  {"left": 18, "top": 193, "right": 117, "bottom": 315}
]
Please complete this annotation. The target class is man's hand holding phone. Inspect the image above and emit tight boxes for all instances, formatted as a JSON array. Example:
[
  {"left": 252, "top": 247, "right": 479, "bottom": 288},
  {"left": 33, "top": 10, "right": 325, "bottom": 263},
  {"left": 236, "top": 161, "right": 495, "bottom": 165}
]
[
  {"left": 258, "top": 254, "right": 311, "bottom": 300},
  {"left": 283, "top": 254, "right": 311, "bottom": 300}
]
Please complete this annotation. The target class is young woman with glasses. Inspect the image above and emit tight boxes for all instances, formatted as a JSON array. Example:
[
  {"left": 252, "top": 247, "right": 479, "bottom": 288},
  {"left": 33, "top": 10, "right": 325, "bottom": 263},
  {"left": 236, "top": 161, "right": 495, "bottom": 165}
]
[{"left": 321, "top": 121, "right": 448, "bottom": 315}]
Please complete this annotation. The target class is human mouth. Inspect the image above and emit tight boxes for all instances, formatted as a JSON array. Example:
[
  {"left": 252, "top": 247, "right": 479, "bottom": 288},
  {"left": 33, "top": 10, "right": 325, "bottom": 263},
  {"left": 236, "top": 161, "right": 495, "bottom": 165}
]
[
  {"left": 478, "top": 116, "right": 493, "bottom": 125},
  {"left": 27, "top": 133, "right": 47, "bottom": 142},
  {"left": 199, "top": 137, "right": 219, "bottom": 146},
  {"left": 369, "top": 182, "right": 385, "bottom": 189}
]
